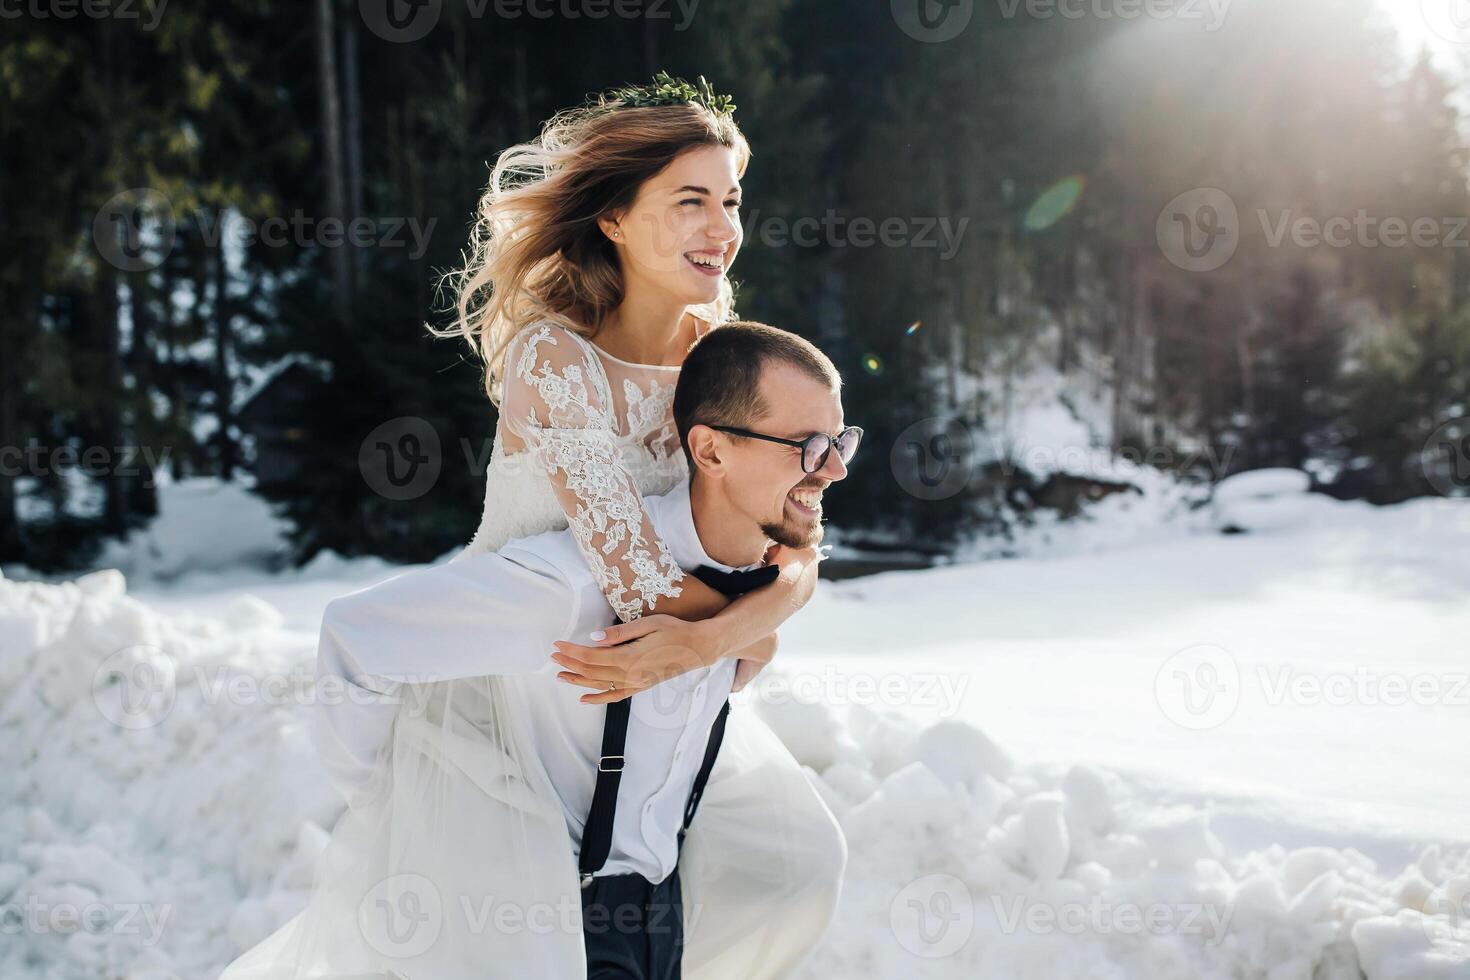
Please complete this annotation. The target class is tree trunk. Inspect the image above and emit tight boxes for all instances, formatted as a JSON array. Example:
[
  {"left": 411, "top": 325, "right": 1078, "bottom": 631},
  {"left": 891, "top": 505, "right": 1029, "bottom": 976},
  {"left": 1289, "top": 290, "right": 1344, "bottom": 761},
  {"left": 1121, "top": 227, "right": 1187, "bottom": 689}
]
[
  {"left": 642, "top": 17, "right": 658, "bottom": 75},
  {"left": 1109, "top": 248, "right": 1135, "bottom": 451},
  {"left": 339, "top": 0, "right": 365, "bottom": 290},
  {"left": 213, "top": 248, "right": 238, "bottom": 480},
  {"left": 315, "top": 0, "right": 351, "bottom": 324},
  {"left": 98, "top": 267, "right": 131, "bottom": 536},
  {"left": 126, "top": 261, "right": 159, "bottom": 517},
  {"left": 0, "top": 307, "right": 22, "bottom": 560}
]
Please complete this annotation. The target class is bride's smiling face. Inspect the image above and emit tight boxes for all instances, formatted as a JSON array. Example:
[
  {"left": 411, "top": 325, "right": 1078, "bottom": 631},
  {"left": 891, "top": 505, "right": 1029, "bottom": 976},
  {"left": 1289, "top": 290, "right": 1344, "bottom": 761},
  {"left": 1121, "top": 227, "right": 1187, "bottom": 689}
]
[{"left": 600, "top": 144, "right": 743, "bottom": 307}]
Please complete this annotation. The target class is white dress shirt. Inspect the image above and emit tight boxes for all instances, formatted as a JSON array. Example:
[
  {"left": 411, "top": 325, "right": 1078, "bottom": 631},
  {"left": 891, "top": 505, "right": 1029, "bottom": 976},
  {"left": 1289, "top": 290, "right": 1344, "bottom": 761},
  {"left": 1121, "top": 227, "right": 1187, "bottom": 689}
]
[{"left": 312, "top": 476, "right": 760, "bottom": 884}]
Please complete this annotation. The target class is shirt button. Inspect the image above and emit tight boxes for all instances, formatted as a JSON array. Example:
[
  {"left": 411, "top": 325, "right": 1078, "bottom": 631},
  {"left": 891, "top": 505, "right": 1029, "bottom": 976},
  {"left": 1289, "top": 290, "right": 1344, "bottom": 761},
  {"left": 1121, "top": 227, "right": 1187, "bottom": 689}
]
[{"left": 674, "top": 750, "right": 683, "bottom": 761}]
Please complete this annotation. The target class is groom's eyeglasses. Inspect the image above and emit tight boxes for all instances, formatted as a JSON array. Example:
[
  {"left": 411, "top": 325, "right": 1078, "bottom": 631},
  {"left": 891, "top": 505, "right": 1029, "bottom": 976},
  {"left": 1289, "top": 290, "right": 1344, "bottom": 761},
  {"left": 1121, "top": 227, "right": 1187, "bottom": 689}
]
[{"left": 707, "top": 425, "right": 864, "bottom": 474}]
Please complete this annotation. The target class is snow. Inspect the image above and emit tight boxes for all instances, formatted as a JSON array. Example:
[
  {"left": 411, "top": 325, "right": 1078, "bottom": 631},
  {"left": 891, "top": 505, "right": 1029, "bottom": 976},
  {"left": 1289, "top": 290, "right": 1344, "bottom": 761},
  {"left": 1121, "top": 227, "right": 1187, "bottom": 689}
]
[
  {"left": 232, "top": 353, "right": 332, "bottom": 416},
  {"left": 1213, "top": 468, "right": 1314, "bottom": 504},
  {"left": 90, "top": 476, "right": 296, "bottom": 583},
  {"left": 1, "top": 478, "right": 1468, "bottom": 977},
  {"left": 1210, "top": 468, "right": 1347, "bottom": 535}
]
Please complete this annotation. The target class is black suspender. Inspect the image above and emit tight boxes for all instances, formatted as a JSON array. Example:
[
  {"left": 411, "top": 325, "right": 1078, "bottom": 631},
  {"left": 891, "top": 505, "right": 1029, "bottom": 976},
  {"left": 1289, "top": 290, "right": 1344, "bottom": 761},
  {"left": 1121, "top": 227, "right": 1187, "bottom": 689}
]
[{"left": 578, "top": 563, "right": 781, "bottom": 887}]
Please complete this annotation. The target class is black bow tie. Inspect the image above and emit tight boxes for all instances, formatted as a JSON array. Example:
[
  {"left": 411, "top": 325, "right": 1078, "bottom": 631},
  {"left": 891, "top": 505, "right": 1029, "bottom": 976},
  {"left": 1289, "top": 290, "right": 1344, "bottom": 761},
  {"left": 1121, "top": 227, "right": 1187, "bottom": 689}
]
[{"left": 689, "top": 563, "right": 781, "bottom": 597}]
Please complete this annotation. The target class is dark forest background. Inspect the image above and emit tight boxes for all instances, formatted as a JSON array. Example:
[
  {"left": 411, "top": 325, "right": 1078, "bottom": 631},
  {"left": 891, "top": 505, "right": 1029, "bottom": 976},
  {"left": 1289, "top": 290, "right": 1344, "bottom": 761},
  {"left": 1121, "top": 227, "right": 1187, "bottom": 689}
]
[{"left": 4, "top": 0, "right": 1468, "bottom": 571}]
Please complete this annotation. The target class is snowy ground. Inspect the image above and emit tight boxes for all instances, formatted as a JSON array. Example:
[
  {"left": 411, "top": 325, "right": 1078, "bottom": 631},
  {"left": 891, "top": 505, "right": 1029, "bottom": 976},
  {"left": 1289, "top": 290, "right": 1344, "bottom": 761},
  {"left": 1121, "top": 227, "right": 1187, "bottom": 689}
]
[{"left": 2, "top": 477, "right": 1468, "bottom": 978}]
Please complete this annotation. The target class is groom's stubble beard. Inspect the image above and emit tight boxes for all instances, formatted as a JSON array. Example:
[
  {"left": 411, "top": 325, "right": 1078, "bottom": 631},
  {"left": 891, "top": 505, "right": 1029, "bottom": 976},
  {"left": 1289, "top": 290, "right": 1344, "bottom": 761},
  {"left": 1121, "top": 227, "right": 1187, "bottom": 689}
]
[
  {"left": 762, "top": 517, "right": 824, "bottom": 549},
  {"left": 760, "top": 479, "right": 827, "bottom": 548}
]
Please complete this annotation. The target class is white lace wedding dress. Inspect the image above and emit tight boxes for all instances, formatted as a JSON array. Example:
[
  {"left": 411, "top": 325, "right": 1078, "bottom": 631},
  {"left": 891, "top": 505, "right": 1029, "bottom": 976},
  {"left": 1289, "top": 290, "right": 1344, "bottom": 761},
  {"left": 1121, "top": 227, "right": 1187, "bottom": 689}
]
[{"left": 219, "top": 321, "right": 846, "bottom": 980}]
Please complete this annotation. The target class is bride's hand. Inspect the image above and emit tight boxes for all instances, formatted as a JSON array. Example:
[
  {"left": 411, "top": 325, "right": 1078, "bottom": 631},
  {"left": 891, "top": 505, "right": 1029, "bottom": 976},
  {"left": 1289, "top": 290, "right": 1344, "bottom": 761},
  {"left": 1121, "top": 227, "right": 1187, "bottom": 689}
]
[
  {"left": 731, "top": 632, "right": 779, "bottom": 692},
  {"left": 550, "top": 614, "right": 717, "bottom": 704}
]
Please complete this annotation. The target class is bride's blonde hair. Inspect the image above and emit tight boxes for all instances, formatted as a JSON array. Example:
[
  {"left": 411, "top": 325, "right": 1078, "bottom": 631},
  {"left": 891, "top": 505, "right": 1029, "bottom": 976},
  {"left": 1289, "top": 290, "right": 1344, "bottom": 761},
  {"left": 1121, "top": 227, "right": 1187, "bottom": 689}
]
[{"left": 433, "top": 95, "right": 751, "bottom": 405}]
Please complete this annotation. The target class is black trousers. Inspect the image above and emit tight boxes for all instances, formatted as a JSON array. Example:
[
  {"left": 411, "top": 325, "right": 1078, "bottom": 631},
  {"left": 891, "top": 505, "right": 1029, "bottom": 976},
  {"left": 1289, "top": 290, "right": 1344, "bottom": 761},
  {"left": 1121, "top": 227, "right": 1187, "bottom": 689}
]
[{"left": 579, "top": 863, "right": 685, "bottom": 980}]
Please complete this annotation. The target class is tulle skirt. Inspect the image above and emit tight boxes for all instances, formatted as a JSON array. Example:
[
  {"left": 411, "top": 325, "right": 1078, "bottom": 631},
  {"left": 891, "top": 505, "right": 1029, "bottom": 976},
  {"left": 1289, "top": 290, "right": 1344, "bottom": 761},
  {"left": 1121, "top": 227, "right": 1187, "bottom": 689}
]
[{"left": 219, "top": 673, "right": 846, "bottom": 980}]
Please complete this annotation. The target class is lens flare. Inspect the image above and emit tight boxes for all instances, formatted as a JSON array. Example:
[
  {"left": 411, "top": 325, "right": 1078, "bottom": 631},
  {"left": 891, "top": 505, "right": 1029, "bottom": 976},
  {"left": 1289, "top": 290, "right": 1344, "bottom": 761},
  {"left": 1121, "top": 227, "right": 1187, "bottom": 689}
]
[
  {"left": 862, "top": 354, "right": 884, "bottom": 375},
  {"left": 1024, "top": 175, "right": 1086, "bottom": 232}
]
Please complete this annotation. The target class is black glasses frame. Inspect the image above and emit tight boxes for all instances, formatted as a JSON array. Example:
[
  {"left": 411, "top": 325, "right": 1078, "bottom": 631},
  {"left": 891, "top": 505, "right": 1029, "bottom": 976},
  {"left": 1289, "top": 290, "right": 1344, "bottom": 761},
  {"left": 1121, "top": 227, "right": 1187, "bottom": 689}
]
[{"left": 707, "top": 424, "right": 863, "bottom": 473}]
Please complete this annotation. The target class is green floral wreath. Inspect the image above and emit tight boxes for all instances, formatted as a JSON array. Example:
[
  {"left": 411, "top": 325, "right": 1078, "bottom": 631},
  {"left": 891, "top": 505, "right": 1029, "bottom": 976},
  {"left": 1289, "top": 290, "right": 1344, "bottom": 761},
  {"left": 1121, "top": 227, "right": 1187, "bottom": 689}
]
[{"left": 602, "top": 71, "right": 736, "bottom": 117}]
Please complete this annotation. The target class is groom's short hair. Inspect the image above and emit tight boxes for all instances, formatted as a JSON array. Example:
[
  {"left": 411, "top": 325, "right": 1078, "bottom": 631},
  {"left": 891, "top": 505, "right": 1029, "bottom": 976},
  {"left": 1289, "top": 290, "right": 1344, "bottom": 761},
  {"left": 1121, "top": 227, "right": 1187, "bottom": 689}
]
[{"left": 674, "top": 321, "right": 840, "bottom": 469}]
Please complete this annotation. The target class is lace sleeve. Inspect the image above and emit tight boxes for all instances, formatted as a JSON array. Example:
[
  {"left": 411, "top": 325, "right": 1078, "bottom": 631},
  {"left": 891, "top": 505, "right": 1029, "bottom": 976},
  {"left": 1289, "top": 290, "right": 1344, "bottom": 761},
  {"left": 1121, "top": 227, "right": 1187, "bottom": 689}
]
[{"left": 500, "top": 322, "right": 685, "bottom": 623}]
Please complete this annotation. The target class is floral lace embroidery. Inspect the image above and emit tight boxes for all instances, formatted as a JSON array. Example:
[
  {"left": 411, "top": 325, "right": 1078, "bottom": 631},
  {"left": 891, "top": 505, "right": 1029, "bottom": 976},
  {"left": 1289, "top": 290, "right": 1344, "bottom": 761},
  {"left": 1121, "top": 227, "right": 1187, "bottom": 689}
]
[
  {"left": 624, "top": 376, "right": 678, "bottom": 461},
  {"left": 511, "top": 324, "right": 685, "bottom": 622}
]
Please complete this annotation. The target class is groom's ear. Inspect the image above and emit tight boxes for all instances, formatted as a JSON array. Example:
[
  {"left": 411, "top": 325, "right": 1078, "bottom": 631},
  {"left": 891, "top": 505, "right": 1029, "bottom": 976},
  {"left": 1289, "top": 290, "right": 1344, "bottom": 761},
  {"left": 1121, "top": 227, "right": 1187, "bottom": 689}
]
[{"left": 686, "top": 424, "right": 728, "bottom": 479}]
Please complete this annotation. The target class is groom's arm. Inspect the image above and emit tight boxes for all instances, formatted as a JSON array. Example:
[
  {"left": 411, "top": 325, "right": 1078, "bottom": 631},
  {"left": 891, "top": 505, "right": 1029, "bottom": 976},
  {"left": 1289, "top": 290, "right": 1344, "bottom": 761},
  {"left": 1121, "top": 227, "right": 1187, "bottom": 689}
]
[{"left": 312, "top": 551, "right": 582, "bottom": 810}]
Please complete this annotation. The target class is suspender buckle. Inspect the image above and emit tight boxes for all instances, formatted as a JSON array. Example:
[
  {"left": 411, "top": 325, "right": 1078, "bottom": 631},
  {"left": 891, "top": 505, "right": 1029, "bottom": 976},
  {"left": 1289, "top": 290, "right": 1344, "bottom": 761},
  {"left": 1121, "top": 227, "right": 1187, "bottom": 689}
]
[
  {"left": 598, "top": 754, "right": 625, "bottom": 772},
  {"left": 580, "top": 872, "right": 595, "bottom": 889}
]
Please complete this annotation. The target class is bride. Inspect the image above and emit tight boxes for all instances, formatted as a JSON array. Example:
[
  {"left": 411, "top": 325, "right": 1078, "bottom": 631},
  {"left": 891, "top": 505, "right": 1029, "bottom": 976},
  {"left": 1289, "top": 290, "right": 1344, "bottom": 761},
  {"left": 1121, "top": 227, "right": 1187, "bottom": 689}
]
[{"left": 220, "top": 75, "right": 845, "bottom": 979}]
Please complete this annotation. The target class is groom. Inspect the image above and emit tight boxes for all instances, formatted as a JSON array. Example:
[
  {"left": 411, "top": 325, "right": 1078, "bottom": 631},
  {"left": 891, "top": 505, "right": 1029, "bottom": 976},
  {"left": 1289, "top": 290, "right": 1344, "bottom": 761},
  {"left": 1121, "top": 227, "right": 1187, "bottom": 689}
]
[{"left": 314, "top": 320, "right": 855, "bottom": 979}]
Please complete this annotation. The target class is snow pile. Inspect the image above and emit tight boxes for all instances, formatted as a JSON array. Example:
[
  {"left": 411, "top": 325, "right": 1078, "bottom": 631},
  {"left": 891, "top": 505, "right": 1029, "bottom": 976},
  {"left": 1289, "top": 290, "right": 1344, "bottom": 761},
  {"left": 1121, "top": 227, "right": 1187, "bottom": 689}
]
[
  {"left": 2, "top": 564, "right": 1467, "bottom": 978},
  {"left": 1209, "top": 467, "right": 1359, "bottom": 535},
  {"left": 940, "top": 351, "right": 1218, "bottom": 561},
  {"left": 750, "top": 682, "right": 1470, "bottom": 979},
  {"left": 90, "top": 477, "right": 296, "bottom": 583},
  {"left": 0, "top": 567, "right": 337, "bottom": 978},
  {"left": 965, "top": 459, "right": 1205, "bottom": 562}
]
